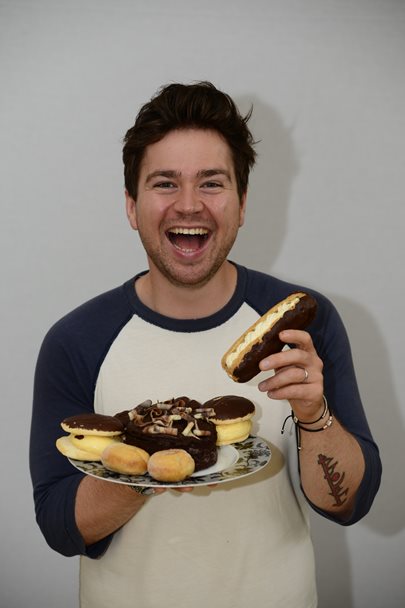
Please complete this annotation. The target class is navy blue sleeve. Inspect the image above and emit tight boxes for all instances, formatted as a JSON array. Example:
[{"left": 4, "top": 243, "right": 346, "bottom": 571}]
[
  {"left": 244, "top": 266, "right": 382, "bottom": 524},
  {"left": 29, "top": 283, "right": 134, "bottom": 557},
  {"left": 306, "top": 293, "right": 382, "bottom": 524}
]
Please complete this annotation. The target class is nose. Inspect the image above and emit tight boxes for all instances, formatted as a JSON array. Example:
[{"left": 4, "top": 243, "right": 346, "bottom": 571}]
[{"left": 172, "top": 185, "right": 204, "bottom": 214}]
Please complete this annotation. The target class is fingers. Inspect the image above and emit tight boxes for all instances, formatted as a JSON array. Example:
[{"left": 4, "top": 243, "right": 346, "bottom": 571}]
[
  {"left": 132, "top": 486, "right": 194, "bottom": 496},
  {"left": 257, "top": 330, "right": 324, "bottom": 411},
  {"left": 258, "top": 366, "right": 322, "bottom": 401},
  {"left": 153, "top": 487, "right": 167, "bottom": 495},
  {"left": 174, "top": 483, "right": 218, "bottom": 492},
  {"left": 173, "top": 487, "right": 194, "bottom": 493},
  {"left": 150, "top": 486, "right": 193, "bottom": 494},
  {"left": 259, "top": 330, "right": 316, "bottom": 372}
]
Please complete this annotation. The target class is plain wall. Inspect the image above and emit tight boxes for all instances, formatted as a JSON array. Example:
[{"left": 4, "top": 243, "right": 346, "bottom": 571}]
[{"left": 1, "top": 1, "right": 404, "bottom": 606}]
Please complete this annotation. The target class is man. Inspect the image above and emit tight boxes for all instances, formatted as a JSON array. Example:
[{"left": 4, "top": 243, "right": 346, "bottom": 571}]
[{"left": 30, "top": 82, "right": 381, "bottom": 608}]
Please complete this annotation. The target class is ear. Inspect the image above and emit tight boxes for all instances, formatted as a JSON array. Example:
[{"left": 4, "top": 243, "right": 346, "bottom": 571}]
[
  {"left": 239, "top": 192, "right": 247, "bottom": 227},
  {"left": 125, "top": 190, "right": 138, "bottom": 230}
]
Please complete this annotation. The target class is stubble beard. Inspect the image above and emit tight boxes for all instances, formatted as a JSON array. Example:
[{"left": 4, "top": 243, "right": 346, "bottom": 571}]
[{"left": 139, "top": 231, "right": 239, "bottom": 290}]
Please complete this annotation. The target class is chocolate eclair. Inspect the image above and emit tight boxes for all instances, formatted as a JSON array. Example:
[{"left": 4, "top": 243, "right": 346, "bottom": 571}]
[{"left": 221, "top": 292, "right": 318, "bottom": 383}]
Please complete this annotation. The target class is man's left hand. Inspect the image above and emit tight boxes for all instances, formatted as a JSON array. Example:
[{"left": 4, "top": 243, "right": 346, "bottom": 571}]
[{"left": 258, "top": 329, "right": 324, "bottom": 422}]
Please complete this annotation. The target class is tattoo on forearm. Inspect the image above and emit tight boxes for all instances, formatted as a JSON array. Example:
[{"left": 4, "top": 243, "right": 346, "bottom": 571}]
[{"left": 317, "top": 454, "right": 349, "bottom": 506}]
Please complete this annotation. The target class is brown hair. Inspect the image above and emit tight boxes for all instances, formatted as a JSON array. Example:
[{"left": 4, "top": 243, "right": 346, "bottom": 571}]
[{"left": 123, "top": 81, "right": 256, "bottom": 200}]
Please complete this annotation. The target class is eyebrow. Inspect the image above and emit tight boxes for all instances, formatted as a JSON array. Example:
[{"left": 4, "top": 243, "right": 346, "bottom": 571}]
[
  {"left": 145, "top": 168, "right": 232, "bottom": 183},
  {"left": 197, "top": 169, "right": 232, "bottom": 180}
]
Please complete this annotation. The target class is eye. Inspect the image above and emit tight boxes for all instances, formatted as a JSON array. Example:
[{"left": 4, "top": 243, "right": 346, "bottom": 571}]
[
  {"left": 154, "top": 181, "right": 177, "bottom": 189},
  {"left": 200, "top": 181, "right": 223, "bottom": 191}
]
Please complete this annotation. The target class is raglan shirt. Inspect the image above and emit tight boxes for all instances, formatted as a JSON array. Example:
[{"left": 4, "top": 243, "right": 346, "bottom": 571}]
[{"left": 30, "top": 264, "right": 382, "bottom": 608}]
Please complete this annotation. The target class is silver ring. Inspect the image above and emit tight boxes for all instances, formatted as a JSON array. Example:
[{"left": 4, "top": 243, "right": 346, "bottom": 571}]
[
  {"left": 130, "top": 486, "right": 156, "bottom": 496},
  {"left": 301, "top": 367, "right": 309, "bottom": 383}
]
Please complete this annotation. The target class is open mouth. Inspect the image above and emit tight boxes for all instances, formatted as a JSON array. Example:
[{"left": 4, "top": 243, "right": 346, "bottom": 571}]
[{"left": 166, "top": 227, "right": 210, "bottom": 253}]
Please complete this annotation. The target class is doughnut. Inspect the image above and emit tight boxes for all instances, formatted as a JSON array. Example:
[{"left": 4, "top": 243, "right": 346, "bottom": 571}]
[
  {"left": 204, "top": 395, "right": 255, "bottom": 445},
  {"left": 147, "top": 449, "right": 195, "bottom": 482},
  {"left": 101, "top": 443, "right": 150, "bottom": 475},
  {"left": 221, "top": 292, "right": 318, "bottom": 383}
]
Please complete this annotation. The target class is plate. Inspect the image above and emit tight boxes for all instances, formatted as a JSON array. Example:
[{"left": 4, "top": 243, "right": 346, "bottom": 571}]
[{"left": 68, "top": 435, "right": 271, "bottom": 488}]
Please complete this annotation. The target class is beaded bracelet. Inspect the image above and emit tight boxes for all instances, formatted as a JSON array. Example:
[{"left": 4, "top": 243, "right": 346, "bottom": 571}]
[
  {"left": 281, "top": 395, "right": 333, "bottom": 450},
  {"left": 292, "top": 395, "right": 329, "bottom": 426}
]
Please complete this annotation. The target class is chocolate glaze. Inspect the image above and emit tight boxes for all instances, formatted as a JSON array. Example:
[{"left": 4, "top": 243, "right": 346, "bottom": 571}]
[
  {"left": 62, "top": 413, "right": 124, "bottom": 433},
  {"left": 203, "top": 395, "right": 255, "bottom": 421},
  {"left": 125, "top": 431, "right": 218, "bottom": 472},
  {"left": 233, "top": 293, "right": 318, "bottom": 383},
  {"left": 114, "top": 410, "right": 132, "bottom": 426},
  {"left": 123, "top": 397, "right": 218, "bottom": 471}
]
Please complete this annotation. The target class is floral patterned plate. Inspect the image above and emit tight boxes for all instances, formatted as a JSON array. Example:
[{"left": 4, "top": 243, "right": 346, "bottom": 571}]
[{"left": 68, "top": 435, "right": 271, "bottom": 488}]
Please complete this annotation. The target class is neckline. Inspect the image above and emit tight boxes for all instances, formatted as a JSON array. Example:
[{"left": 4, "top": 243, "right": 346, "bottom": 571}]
[{"left": 123, "top": 262, "right": 247, "bottom": 333}]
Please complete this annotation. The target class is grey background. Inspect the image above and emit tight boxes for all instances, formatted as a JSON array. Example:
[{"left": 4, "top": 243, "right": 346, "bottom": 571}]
[{"left": 1, "top": 1, "right": 404, "bottom": 607}]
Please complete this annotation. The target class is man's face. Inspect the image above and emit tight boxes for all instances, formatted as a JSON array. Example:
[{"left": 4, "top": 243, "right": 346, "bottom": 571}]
[{"left": 126, "top": 128, "right": 246, "bottom": 289}]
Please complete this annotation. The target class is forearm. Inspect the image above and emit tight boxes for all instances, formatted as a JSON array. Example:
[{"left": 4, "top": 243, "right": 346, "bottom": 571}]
[
  {"left": 75, "top": 476, "right": 147, "bottom": 546},
  {"left": 298, "top": 415, "right": 365, "bottom": 518}
]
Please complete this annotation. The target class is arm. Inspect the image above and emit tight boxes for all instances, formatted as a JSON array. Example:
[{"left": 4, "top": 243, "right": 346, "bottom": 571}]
[
  {"left": 30, "top": 307, "right": 139, "bottom": 556},
  {"left": 258, "top": 325, "right": 379, "bottom": 521},
  {"left": 30, "top": 324, "right": 156, "bottom": 553},
  {"left": 296, "top": 403, "right": 365, "bottom": 518},
  {"left": 75, "top": 477, "right": 149, "bottom": 545},
  {"left": 75, "top": 469, "right": 193, "bottom": 546}
]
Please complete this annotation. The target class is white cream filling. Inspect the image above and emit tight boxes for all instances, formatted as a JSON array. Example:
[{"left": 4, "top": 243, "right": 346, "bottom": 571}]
[{"left": 225, "top": 296, "right": 300, "bottom": 367}]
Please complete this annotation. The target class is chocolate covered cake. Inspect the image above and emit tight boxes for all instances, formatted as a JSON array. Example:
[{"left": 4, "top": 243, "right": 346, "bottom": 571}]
[{"left": 122, "top": 397, "right": 218, "bottom": 471}]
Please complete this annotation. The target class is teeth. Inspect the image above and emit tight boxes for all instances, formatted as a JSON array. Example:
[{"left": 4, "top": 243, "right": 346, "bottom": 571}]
[{"left": 169, "top": 228, "right": 208, "bottom": 235}]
